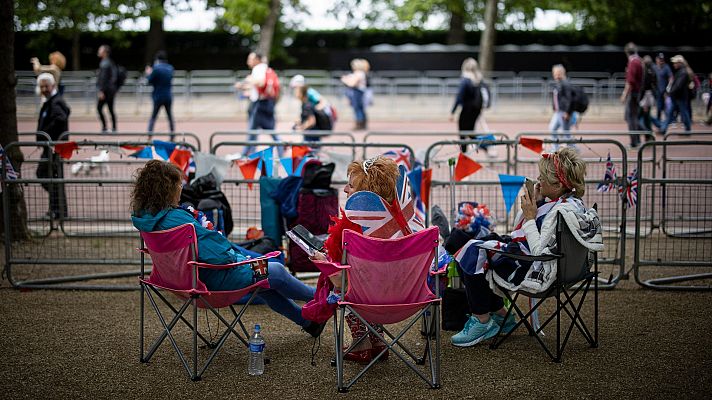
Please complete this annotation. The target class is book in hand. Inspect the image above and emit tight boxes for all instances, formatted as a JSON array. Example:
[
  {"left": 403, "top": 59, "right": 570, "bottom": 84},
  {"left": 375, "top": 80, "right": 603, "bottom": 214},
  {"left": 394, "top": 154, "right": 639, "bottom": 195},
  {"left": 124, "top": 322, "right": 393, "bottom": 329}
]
[{"left": 286, "top": 225, "right": 325, "bottom": 257}]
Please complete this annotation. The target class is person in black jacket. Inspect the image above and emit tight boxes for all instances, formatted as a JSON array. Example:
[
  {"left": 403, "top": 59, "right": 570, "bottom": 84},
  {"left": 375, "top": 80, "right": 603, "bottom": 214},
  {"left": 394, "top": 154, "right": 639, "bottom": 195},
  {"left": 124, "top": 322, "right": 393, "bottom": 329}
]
[
  {"left": 450, "top": 58, "right": 485, "bottom": 152},
  {"left": 36, "top": 73, "right": 70, "bottom": 219},
  {"left": 659, "top": 55, "right": 691, "bottom": 134},
  {"left": 548, "top": 64, "right": 574, "bottom": 150},
  {"left": 96, "top": 44, "right": 117, "bottom": 132}
]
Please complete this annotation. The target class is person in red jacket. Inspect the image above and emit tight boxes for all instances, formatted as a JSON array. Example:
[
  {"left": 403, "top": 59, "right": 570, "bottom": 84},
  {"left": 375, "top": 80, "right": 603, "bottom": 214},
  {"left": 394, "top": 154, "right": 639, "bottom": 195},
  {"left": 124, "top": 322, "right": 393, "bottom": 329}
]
[{"left": 620, "top": 42, "right": 644, "bottom": 148}]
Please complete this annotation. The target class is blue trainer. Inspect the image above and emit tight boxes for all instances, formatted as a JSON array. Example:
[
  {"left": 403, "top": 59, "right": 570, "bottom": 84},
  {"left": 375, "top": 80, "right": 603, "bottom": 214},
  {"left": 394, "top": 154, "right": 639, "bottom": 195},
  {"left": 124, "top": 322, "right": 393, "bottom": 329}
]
[
  {"left": 450, "top": 315, "right": 499, "bottom": 347},
  {"left": 491, "top": 312, "right": 517, "bottom": 334}
]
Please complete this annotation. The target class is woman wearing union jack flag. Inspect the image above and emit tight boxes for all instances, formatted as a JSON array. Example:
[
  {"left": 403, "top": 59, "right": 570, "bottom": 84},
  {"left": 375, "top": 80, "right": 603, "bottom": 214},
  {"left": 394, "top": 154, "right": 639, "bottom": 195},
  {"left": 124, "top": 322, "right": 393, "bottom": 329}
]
[{"left": 450, "top": 148, "right": 603, "bottom": 348}]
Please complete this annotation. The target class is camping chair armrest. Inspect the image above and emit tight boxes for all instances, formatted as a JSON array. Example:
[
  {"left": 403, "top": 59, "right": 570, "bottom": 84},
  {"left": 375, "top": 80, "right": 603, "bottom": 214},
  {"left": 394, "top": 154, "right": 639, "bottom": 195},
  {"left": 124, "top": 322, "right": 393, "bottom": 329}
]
[
  {"left": 476, "top": 246, "right": 562, "bottom": 262},
  {"left": 312, "top": 260, "right": 351, "bottom": 277},
  {"left": 136, "top": 248, "right": 149, "bottom": 254},
  {"left": 188, "top": 251, "right": 282, "bottom": 270}
]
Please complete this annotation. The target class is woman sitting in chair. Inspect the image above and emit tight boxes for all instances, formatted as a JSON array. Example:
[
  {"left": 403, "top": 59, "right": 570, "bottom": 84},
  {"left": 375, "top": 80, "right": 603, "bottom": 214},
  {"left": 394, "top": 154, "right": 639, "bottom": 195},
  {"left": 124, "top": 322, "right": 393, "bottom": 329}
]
[
  {"left": 130, "top": 160, "right": 324, "bottom": 337},
  {"left": 305, "top": 156, "right": 415, "bottom": 363},
  {"left": 450, "top": 147, "right": 601, "bottom": 347}
]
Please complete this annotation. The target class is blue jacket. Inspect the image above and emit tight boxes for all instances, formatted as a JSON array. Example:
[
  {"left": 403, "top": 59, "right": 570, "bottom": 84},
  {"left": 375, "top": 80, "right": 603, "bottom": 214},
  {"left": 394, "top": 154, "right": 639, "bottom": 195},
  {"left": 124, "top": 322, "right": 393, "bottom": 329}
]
[
  {"left": 147, "top": 61, "right": 174, "bottom": 102},
  {"left": 132, "top": 207, "right": 251, "bottom": 290}
]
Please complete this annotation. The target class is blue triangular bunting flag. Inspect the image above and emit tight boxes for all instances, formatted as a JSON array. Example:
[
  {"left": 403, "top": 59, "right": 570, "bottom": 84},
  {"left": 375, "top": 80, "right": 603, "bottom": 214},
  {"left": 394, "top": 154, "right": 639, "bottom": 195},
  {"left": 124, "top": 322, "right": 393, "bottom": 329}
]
[
  {"left": 153, "top": 140, "right": 176, "bottom": 160},
  {"left": 280, "top": 157, "right": 293, "bottom": 176},
  {"left": 129, "top": 147, "right": 153, "bottom": 159},
  {"left": 498, "top": 174, "right": 526, "bottom": 214}
]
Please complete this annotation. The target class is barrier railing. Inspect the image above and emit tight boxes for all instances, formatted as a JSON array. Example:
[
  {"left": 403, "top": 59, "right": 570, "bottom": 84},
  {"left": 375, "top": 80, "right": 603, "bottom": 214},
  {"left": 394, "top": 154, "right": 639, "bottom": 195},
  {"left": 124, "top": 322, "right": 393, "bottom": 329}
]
[
  {"left": 633, "top": 141, "right": 712, "bottom": 290},
  {"left": 58, "top": 131, "right": 202, "bottom": 151},
  {"left": 208, "top": 130, "right": 356, "bottom": 153},
  {"left": 1, "top": 141, "right": 171, "bottom": 290}
]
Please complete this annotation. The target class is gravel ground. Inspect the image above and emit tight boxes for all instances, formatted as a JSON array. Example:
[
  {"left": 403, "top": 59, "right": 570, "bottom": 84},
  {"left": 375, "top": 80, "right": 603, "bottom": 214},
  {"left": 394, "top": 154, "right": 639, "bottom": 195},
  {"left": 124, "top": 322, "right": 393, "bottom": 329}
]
[{"left": 1, "top": 269, "right": 711, "bottom": 400}]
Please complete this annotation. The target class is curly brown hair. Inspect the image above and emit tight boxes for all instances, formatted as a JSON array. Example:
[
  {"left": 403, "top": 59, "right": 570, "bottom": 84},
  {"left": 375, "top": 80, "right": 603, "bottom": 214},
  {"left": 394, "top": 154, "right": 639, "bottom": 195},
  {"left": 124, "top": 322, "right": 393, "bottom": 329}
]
[
  {"left": 346, "top": 156, "right": 399, "bottom": 203},
  {"left": 130, "top": 160, "right": 182, "bottom": 215}
]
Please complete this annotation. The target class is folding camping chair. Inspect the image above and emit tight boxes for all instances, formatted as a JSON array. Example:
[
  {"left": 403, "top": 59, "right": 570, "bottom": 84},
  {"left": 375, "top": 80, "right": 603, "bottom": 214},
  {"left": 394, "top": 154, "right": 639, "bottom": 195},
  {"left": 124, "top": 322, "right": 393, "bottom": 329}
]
[
  {"left": 483, "top": 210, "right": 599, "bottom": 363},
  {"left": 316, "top": 226, "right": 444, "bottom": 392},
  {"left": 138, "top": 223, "right": 279, "bottom": 380}
]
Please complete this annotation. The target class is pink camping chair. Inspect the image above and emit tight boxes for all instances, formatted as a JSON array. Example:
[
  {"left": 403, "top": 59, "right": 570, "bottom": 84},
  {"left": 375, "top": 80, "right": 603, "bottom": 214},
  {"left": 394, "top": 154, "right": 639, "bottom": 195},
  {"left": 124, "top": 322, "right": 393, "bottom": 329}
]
[
  {"left": 138, "top": 223, "right": 280, "bottom": 381},
  {"left": 315, "top": 226, "right": 444, "bottom": 392}
]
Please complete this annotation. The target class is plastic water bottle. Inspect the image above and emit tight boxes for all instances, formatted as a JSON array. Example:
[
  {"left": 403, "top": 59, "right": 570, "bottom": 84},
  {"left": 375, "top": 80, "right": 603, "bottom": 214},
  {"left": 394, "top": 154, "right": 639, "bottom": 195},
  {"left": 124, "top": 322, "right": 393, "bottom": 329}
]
[{"left": 248, "top": 324, "right": 265, "bottom": 376}]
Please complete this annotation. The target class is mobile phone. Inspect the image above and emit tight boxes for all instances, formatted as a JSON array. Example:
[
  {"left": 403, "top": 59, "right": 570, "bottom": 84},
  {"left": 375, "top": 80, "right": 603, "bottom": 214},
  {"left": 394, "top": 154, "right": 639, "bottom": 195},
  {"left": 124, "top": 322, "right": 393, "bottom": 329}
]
[{"left": 525, "top": 178, "right": 535, "bottom": 198}]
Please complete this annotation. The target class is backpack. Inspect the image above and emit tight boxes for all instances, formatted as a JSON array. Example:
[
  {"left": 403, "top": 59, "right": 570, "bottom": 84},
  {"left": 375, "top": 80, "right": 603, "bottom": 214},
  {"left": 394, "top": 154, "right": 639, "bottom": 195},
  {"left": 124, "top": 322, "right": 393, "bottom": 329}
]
[
  {"left": 642, "top": 63, "right": 657, "bottom": 93},
  {"left": 114, "top": 64, "right": 127, "bottom": 90},
  {"left": 570, "top": 85, "right": 589, "bottom": 114},
  {"left": 257, "top": 67, "right": 280, "bottom": 101}
]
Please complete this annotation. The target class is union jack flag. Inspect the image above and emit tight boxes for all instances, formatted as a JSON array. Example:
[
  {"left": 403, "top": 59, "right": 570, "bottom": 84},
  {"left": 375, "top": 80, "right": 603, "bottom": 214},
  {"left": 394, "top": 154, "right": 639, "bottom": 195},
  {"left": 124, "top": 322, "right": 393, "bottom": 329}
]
[
  {"left": 344, "top": 165, "right": 423, "bottom": 239},
  {"left": 382, "top": 147, "right": 412, "bottom": 171},
  {"left": 620, "top": 168, "right": 638, "bottom": 208},
  {"left": 597, "top": 153, "right": 617, "bottom": 192},
  {"left": 0, "top": 144, "right": 19, "bottom": 181}
]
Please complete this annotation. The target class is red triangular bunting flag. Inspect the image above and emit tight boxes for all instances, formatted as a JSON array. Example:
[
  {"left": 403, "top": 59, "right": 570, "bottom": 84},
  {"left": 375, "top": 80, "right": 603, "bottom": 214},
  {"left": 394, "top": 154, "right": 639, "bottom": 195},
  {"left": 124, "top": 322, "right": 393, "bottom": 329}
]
[
  {"left": 292, "top": 145, "right": 311, "bottom": 159},
  {"left": 169, "top": 149, "right": 192, "bottom": 173},
  {"left": 54, "top": 142, "right": 79, "bottom": 160},
  {"left": 121, "top": 145, "right": 145, "bottom": 152},
  {"left": 519, "top": 137, "right": 544, "bottom": 154},
  {"left": 454, "top": 153, "right": 482, "bottom": 181},
  {"left": 421, "top": 168, "right": 432, "bottom": 208},
  {"left": 237, "top": 157, "right": 260, "bottom": 190}
]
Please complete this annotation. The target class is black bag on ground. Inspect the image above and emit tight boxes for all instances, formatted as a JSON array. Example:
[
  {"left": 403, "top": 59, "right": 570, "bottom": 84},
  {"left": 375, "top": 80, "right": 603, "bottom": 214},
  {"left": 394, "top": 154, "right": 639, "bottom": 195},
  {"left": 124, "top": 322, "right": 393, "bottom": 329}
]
[{"left": 442, "top": 287, "right": 469, "bottom": 331}]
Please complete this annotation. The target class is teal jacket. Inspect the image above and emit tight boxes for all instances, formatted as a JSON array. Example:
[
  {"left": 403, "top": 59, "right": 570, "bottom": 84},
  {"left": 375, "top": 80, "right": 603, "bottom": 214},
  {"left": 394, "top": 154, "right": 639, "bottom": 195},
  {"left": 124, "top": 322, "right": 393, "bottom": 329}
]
[{"left": 132, "top": 207, "right": 252, "bottom": 289}]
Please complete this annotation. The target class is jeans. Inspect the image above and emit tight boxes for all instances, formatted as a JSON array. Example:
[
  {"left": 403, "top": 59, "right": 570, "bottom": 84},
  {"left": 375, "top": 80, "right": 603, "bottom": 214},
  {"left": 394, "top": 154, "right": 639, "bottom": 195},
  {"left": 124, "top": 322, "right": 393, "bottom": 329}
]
[
  {"left": 548, "top": 111, "right": 572, "bottom": 149},
  {"left": 97, "top": 90, "right": 116, "bottom": 131},
  {"left": 347, "top": 88, "right": 366, "bottom": 123},
  {"left": 147, "top": 97, "right": 175, "bottom": 135},
  {"left": 660, "top": 98, "right": 692, "bottom": 133},
  {"left": 256, "top": 262, "right": 315, "bottom": 327},
  {"left": 243, "top": 99, "right": 282, "bottom": 156},
  {"left": 625, "top": 93, "right": 641, "bottom": 146}
]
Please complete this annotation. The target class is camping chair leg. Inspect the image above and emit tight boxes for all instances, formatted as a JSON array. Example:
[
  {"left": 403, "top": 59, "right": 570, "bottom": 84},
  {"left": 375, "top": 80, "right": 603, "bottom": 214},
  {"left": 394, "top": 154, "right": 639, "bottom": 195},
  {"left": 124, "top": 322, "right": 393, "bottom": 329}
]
[
  {"left": 594, "top": 254, "right": 599, "bottom": 348},
  {"left": 337, "top": 306, "right": 347, "bottom": 393},
  {"left": 559, "top": 281, "right": 595, "bottom": 345},
  {"left": 151, "top": 287, "right": 212, "bottom": 346},
  {"left": 140, "top": 283, "right": 145, "bottom": 363},
  {"left": 192, "top": 295, "right": 200, "bottom": 381},
  {"left": 143, "top": 289, "right": 194, "bottom": 378},
  {"left": 556, "top": 285, "right": 561, "bottom": 363},
  {"left": 433, "top": 303, "right": 441, "bottom": 388}
]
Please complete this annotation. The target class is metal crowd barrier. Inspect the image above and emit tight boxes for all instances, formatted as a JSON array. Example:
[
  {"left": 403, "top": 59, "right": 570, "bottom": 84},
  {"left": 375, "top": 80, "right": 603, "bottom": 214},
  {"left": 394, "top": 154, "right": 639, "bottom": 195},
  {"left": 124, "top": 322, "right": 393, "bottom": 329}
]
[
  {"left": 634, "top": 141, "right": 712, "bottom": 290},
  {"left": 58, "top": 131, "right": 202, "bottom": 151},
  {"left": 208, "top": 130, "right": 356, "bottom": 153},
  {"left": 211, "top": 140, "right": 416, "bottom": 240},
  {"left": 1, "top": 140, "right": 195, "bottom": 291}
]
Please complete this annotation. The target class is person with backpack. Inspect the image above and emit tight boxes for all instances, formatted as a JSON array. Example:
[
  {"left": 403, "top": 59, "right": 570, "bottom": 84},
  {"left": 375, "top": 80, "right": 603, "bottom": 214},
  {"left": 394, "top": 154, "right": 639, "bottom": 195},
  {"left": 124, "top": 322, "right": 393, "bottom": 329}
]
[
  {"left": 638, "top": 55, "right": 657, "bottom": 133},
  {"left": 145, "top": 50, "right": 175, "bottom": 138},
  {"left": 96, "top": 44, "right": 118, "bottom": 133},
  {"left": 548, "top": 64, "right": 576, "bottom": 151},
  {"left": 292, "top": 85, "right": 333, "bottom": 141},
  {"left": 450, "top": 58, "right": 487, "bottom": 153},
  {"left": 239, "top": 52, "right": 282, "bottom": 157}
]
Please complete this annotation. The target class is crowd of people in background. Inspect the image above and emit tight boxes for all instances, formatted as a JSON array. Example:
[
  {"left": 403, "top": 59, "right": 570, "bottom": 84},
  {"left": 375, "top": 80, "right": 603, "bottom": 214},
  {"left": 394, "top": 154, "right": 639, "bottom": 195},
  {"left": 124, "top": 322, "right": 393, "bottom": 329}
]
[{"left": 28, "top": 42, "right": 712, "bottom": 155}]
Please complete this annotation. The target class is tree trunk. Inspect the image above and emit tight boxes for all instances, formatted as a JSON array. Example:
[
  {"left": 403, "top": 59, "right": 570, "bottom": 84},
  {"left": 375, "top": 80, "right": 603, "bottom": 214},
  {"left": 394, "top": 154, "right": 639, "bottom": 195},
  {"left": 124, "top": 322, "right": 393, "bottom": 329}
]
[
  {"left": 446, "top": 0, "right": 466, "bottom": 45},
  {"left": 479, "top": 0, "right": 499, "bottom": 77},
  {"left": 71, "top": 30, "right": 80, "bottom": 70},
  {"left": 257, "top": 0, "right": 281, "bottom": 60},
  {"left": 144, "top": 2, "right": 165, "bottom": 65},
  {"left": 0, "top": 0, "right": 30, "bottom": 241}
]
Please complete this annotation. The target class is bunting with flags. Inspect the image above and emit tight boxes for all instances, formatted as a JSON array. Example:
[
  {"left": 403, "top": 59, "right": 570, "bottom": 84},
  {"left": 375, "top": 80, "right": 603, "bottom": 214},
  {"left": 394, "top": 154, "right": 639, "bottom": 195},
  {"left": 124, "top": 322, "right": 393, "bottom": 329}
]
[
  {"left": 0, "top": 144, "right": 19, "bottom": 183},
  {"left": 454, "top": 152, "right": 482, "bottom": 181},
  {"left": 597, "top": 153, "right": 618, "bottom": 192},
  {"left": 519, "top": 137, "right": 544, "bottom": 154}
]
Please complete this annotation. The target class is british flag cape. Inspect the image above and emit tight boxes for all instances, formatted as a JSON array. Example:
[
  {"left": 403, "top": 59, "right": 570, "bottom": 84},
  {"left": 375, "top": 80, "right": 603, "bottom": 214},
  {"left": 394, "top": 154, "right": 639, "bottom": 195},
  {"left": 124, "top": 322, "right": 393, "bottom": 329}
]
[
  {"left": 454, "top": 195, "right": 602, "bottom": 294},
  {"left": 344, "top": 165, "right": 424, "bottom": 238}
]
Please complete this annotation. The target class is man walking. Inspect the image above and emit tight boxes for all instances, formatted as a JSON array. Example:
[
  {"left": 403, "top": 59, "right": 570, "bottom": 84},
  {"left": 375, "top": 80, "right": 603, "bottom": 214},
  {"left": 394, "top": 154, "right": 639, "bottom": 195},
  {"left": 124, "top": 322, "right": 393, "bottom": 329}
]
[
  {"left": 145, "top": 50, "right": 175, "bottom": 138},
  {"left": 36, "top": 73, "right": 70, "bottom": 219},
  {"left": 653, "top": 53, "right": 673, "bottom": 121},
  {"left": 549, "top": 64, "right": 574, "bottom": 150},
  {"left": 620, "top": 42, "right": 644, "bottom": 148},
  {"left": 238, "top": 52, "right": 281, "bottom": 156},
  {"left": 659, "top": 55, "right": 692, "bottom": 134},
  {"left": 96, "top": 44, "right": 118, "bottom": 132}
]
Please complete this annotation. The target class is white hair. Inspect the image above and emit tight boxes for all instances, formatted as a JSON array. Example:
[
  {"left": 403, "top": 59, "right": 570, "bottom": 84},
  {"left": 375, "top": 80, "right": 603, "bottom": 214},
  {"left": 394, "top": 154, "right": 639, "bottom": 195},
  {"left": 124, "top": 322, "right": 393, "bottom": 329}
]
[{"left": 37, "top": 72, "right": 55, "bottom": 85}]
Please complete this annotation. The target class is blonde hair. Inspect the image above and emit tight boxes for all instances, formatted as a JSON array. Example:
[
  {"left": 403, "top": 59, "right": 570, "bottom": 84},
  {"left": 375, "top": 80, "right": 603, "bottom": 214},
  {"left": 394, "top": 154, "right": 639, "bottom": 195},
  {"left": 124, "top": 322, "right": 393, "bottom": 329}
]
[
  {"left": 49, "top": 52, "right": 66, "bottom": 70},
  {"left": 350, "top": 58, "right": 370, "bottom": 72},
  {"left": 346, "top": 156, "right": 399, "bottom": 203},
  {"left": 461, "top": 57, "right": 482, "bottom": 84},
  {"left": 538, "top": 147, "right": 586, "bottom": 197}
]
